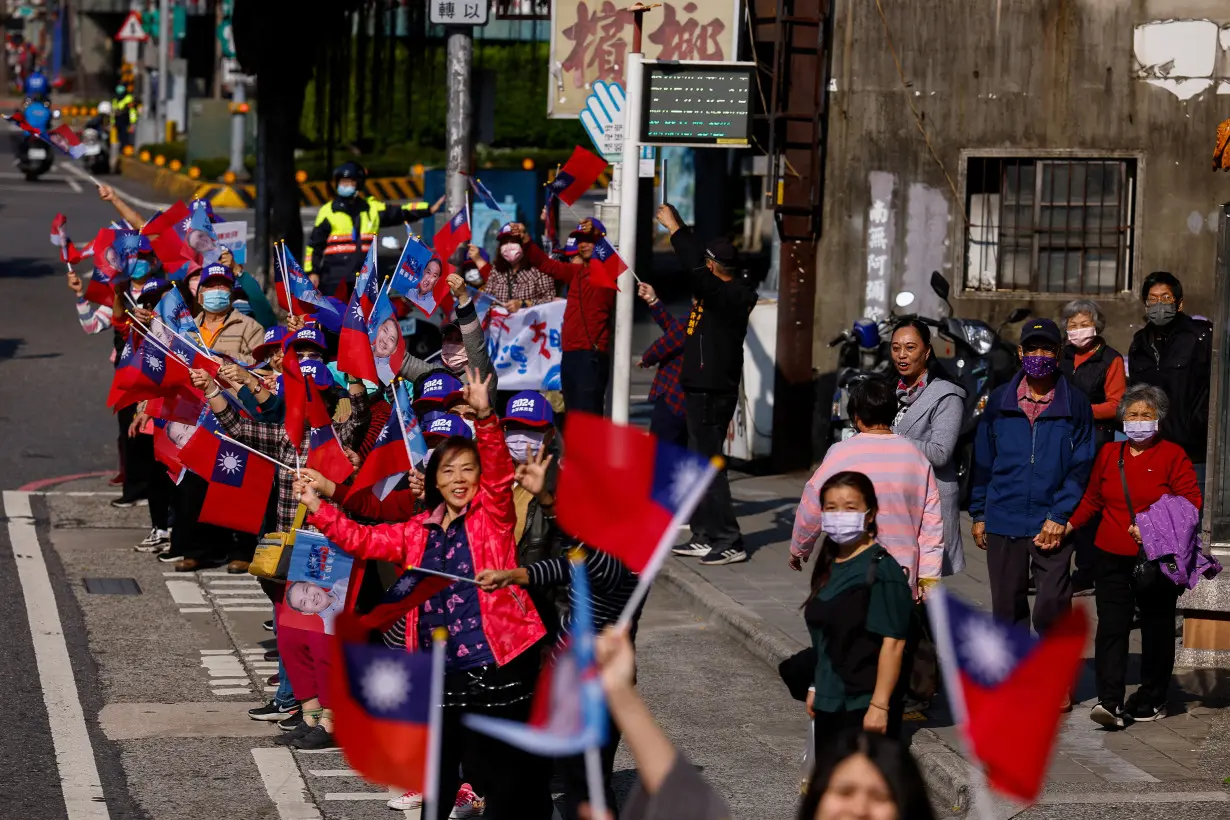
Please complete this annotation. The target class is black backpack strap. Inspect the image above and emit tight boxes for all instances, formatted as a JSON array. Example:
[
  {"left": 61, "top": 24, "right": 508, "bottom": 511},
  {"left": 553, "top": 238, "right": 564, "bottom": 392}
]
[
  {"left": 1118, "top": 441, "right": 1135, "bottom": 525},
  {"left": 865, "top": 547, "right": 887, "bottom": 587}
]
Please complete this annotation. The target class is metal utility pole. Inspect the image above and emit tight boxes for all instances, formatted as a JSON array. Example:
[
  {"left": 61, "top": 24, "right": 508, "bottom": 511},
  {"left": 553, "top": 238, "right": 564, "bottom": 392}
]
[
  {"left": 228, "top": 79, "right": 245, "bottom": 175},
  {"left": 611, "top": 4, "right": 653, "bottom": 425},
  {"left": 157, "top": 0, "right": 169, "bottom": 141},
  {"left": 445, "top": 28, "right": 472, "bottom": 218}
]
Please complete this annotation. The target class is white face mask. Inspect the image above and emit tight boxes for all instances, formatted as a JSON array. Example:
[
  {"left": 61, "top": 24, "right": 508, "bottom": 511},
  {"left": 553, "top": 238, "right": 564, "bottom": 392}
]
[
  {"left": 506, "top": 430, "right": 546, "bottom": 464},
  {"left": 1067, "top": 327, "right": 1096, "bottom": 349},
  {"left": 1123, "top": 420, "right": 1159, "bottom": 443},
  {"left": 821, "top": 510, "right": 868, "bottom": 545},
  {"left": 500, "top": 244, "right": 523, "bottom": 263},
  {"left": 442, "top": 341, "right": 468, "bottom": 371}
]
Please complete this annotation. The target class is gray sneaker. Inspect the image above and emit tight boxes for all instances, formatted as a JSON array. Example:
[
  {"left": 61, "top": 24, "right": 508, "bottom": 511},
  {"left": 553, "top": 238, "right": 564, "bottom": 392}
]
[
  {"left": 700, "top": 547, "right": 748, "bottom": 566},
  {"left": 672, "top": 541, "right": 711, "bottom": 558}
]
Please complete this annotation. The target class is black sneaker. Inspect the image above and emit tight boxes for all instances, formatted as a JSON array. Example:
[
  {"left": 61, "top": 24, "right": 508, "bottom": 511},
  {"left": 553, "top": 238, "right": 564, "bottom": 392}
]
[
  {"left": 248, "top": 701, "right": 299, "bottom": 722},
  {"left": 292, "top": 725, "right": 337, "bottom": 750},
  {"left": 273, "top": 719, "right": 313, "bottom": 744},
  {"left": 109, "top": 496, "right": 148, "bottom": 509},
  {"left": 1090, "top": 700, "right": 1128, "bottom": 730},
  {"left": 278, "top": 711, "right": 305, "bottom": 733},
  {"left": 262, "top": 619, "right": 274, "bottom": 632},
  {"left": 700, "top": 547, "right": 749, "bottom": 566},
  {"left": 157, "top": 551, "right": 185, "bottom": 564},
  {"left": 672, "top": 541, "right": 711, "bottom": 558},
  {"left": 1126, "top": 698, "right": 1167, "bottom": 723},
  {"left": 263, "top": 649, "right": 279, "bottom": 662}
]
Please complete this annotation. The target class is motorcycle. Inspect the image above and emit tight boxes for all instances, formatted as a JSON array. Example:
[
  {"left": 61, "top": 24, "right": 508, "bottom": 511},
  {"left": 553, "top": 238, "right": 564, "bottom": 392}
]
[
  {"left": 80, "top": 124, "right": 109, "bottom": 175},
  {"left": 14, "top": 100, "right": 54, "bottom": 181},
  {"left": 826, "top": 310, "right": 899, "bottom": 444},
  {"left": 924, "top": 271, "right": 1029, "bottom": 504}
]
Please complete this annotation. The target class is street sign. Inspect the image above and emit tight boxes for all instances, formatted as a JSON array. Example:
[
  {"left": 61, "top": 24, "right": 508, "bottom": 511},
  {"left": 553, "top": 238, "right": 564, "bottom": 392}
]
[
  {"left": 430, "top": 0, "right": 489, "bottom": 26},
  {"left": 639, "top": 60, "right": 755, "bottom": 148},
  {"left": 579, "top": 81, "right": 625, "bottom": 162},
  {"left": 217, "top": 19, "right": 236, "bottom": 58},
  {"left": 116, "top": 10, "right": 149, "bottom": 42}
]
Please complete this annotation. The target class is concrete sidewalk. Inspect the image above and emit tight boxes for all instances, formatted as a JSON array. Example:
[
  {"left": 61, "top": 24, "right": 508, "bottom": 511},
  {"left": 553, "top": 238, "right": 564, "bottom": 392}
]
[{"left": 659, "top": 470, "right": 1230, "bottom": 817}]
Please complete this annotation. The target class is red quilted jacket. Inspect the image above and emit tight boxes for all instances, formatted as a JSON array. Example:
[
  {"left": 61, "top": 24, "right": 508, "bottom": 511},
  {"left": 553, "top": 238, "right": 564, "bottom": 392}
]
[{"left": 309, "top": 414, "right": 546, "bottom": 665}]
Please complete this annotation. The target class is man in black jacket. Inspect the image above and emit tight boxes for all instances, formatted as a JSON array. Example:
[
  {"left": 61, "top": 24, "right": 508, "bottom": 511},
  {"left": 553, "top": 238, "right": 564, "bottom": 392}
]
[
  {"left": 656, "top": 204, "right": 758, "bottom": 566},
  {"left": 1127, "top": 271, "right": 1212, "bottom": 489}
]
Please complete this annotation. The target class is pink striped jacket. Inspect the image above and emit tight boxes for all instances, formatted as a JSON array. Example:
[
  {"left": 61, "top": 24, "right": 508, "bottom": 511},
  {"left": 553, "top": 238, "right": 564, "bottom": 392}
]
[{"left": 791, "top": 432, "right": 944, "bottom": 590}]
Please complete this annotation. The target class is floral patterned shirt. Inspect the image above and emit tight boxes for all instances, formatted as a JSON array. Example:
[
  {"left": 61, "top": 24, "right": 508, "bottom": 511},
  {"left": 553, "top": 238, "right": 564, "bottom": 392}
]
[{"left": 416, "top": 512, "right": 495, "bottom": 672}]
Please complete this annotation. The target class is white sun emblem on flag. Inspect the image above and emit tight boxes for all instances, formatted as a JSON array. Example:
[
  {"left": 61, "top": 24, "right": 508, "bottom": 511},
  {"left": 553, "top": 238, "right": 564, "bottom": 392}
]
[
  {"left": 958, "top": 618, "right": 1015, "bottom": 685},
  {"left": 667, "top": 457, "right": 709, "bottom": 509},
  {"left": 393, "top": 574, "right": 416, "bottom": 595},
  {"left": 145, "top": 354, "right": 163, "bottom": 372},
  {"left": 361, "top": 659, "right": 410, "bottom": 712},
  {"left": 121, "top": 343, "right": 132, "bottom": 360},
  {"left": 216, "top": 451, "right": 244, "bottom": 475},
  {"left": 376, "top": 424, "right": 390, "bottom": 442},
  {"left": 350, "top": 303, "right": 365, "bottom": 321}
]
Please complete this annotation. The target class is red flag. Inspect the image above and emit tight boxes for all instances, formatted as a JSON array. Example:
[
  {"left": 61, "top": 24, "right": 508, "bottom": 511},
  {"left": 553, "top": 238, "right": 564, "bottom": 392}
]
[
  {"left": 930, "top": 590, "right": 1088, "bottom": 802},
  {"left": 337, "top": 279, "right": 380, "bottom": 384},
  {"left": 142, "top": 200, "right": 190, "bottom": 239},
  {"left": 329, "top": 612, "right": 439, "bottom": 792},
  {"left": 146, "top": 387, "right": 205, "bottom": 424},
  {"left": 556, "top": 413, "right": 718, "bottom": 573},
  {"left": 548, "top": 146, "right": 608, "bottom": 207},
  {"left": 107, "top": 335, "right": 195, "bottom": 409},
  {"left": 307, "top": 425, "right": 354, "bottom": 486},
  {"left": 588, "top": 237, "right": 625, "bottom": 290},
  {"left": 282, "top": 357, "right": 334, "bottom": 449},
  {"left": 432, "top": 208, "right": 471, "bottom": 265},
  {"left": 177, "top": 428, "right": 277, "bottom": 534}
]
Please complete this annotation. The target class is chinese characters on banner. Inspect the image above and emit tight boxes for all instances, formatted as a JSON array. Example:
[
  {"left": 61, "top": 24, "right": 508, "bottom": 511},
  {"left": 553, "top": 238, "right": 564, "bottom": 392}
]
[
  {"left": 430, "top": 0, "right": 489, "bottom": 25},
  {"left": 483, "top": 299, "right": 566, "bottom": 391},
  {"left": 549, "top": 0, "right": 740, "bottom": 118},
  {"left": 864, "top": 171, "right": 896, "bottom": 323}
]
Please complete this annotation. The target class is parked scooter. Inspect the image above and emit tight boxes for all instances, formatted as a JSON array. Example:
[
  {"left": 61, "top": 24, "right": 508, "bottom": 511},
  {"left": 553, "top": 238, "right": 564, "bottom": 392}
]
[
  {"left": 80, "top": 102, "right": 111, "bottom": 175},
  {"left": 826, "top": 300, "right": 911, "bottom": 444},
  {"left": 14, "top": 99, "right": 54, "bottom": 181}
]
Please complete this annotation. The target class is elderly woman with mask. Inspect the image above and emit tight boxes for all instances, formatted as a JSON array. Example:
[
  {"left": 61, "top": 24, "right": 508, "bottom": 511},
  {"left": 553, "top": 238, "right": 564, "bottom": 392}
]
[
  {"left": 888, "top": 319, "right": 966, "bottom": 576},
  {"left": 477, "top": 223, "right": 558, "bottom": 313},
  {"left": 1066, "top": 385, "right": 1201, "bottom": 729}
]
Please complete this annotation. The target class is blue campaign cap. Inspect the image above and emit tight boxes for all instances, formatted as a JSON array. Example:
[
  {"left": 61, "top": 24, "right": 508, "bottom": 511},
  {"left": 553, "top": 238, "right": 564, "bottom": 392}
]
[
  {"left": 138, "top": 277, "right": 171, "bottom": 303},
  {"left": 415, "top": 372, "right": 465, "bottom": 409},
  {"left": 253, "top": 326, "right": 289, "bottom": 359},
  {"left": 570, "top": 217, "right": 607, "bottom": 239},
  {"left": 562, "top": 236, "right": 580, "bottom": 256},
  {"left": 200, "top": 262, "right": 234, "bottom": 287},
  {"left": 1019, "top": 318, "right": 1062, "bottom": 348},
  {"left": 283, "top": 326, "right": 328, "bottom": 353},
  {"left": 502, "top": 391, "right": 553, "bottom": 429},
  {"left": 423, "top": 413, "right": 473, "bottom": 442}
]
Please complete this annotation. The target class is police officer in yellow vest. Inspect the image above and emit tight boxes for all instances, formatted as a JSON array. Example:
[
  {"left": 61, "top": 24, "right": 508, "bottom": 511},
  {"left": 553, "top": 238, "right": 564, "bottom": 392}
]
[
  {"left": 306, "top": 161, "right": 445, "bottom": 297},
  {"left": 112, "top": 84, "right": 137, "bottom": 150}
]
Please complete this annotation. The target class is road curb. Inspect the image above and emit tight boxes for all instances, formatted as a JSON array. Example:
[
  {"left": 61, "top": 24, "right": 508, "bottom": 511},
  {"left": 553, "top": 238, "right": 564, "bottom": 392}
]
[{"left": 657, "top": 558, "right": 972, "bottom": 816}]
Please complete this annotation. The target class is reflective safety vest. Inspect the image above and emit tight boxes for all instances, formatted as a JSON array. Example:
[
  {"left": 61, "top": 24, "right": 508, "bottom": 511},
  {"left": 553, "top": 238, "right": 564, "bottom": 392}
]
[{"left": 305, "top": 197, "right": 428, "bottom": 272}]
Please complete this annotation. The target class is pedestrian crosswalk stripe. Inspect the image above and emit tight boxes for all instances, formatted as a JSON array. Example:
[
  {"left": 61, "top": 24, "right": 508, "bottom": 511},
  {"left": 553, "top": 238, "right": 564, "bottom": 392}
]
[
  {"left": 179, "top": 607, "right": 211, "bottom": 614},
  {"left": 217, "top": 606, "right": 272, "bottom": 612},
  {"left": 212, "top": 687, "right": 252, "bottom": 696},
  {"left": 324, "top": 793, "right": 390, "bottom": 801},
  {"left": 209, "top": 677, "right": 250, "bottom": 685},
  {"left": 307, "top": 769, "right": 357, "bottom": 777},
  {"left": 199, "top": 649, "right": 233, "bottom": 655}
]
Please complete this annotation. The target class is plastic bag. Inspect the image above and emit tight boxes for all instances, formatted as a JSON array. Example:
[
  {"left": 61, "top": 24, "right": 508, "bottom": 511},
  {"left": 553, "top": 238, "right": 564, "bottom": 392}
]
[{"left": 799, "top": 719, "right": 815, "bottom": 795}]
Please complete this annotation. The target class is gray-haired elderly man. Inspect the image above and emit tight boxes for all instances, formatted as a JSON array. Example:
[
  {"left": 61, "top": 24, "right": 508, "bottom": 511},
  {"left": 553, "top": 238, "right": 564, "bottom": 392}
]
[{"left": 1058, "top": 298, "right": 1127, "bottom": 595}]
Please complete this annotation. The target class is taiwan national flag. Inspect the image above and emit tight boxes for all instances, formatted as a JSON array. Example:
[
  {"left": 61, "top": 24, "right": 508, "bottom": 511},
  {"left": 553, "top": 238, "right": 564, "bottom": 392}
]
[
  {"left": 330, "top": 610, "right": 443, "bottom": 793},
  {"left": 47, "top": 124, "right": 87, "bottom": 159},
  {"left": 355, "top": 566, "right": 455, "bottom": 632},
  {"left": 277, "top": 245, "right": 346, "bottom": 332},
  {"left": 368, "top": 279, "right": 405, "bottom": 386},
  {"left": 50, "top": 213, "right": 88, "bottom": 265},
  {"left": 337, "top": 250, "right": 381, "bottom": 384},
  {"left": 153, "top": 286, "right": 213, "bottom": 368},
  {"left": 556, "top": 412, "right": 718, "bottom": 575},
  {"left": 141, "top": 200, "right": 191, "bottom": 269},
  {"left": 465, "top": 554, "right": 607, "bottom": 756},
  {"left": 177, "top": 429, "right": 277, "bottom": 534},
  {"left": 928, "top": 588, "right": 1088, "bottom": 803},
  {"left": 588, "top": 237, "right": 625, "bottom": 290},
  {"left": 308, "top": 424, "right": 354, "bottom": 486},
  {"left": 107, "top": 334, "right": 194, "bottom": 409},
  {"left": 283, "top": 357, "right": 335, "bottom": 450},
  {"left": 548, "top": 145, "right": 608, "bottom": 207},
  {"left": 350, "top": 382, "right": 426, "bottom": 499},
  {"left": 468, "top": 175, "right": 504, "bottom": 214},
  {"left": 432, "top": 207, "right": 471, "bottom": 265}
]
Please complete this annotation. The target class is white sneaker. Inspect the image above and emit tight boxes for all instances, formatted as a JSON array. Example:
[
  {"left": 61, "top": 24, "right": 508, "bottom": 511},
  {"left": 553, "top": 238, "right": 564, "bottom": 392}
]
[
  {"left": 134, "top": 528, "right": 171, "bottom": 552},
  {"left": 451, "top": 783, "right": 483, "bottom": 818},
  {"left": 672, "top": 541, "right": 711, "bottom": 558},
  {"left": 387, "top": 790, "right": 422, "bottom": 811}
]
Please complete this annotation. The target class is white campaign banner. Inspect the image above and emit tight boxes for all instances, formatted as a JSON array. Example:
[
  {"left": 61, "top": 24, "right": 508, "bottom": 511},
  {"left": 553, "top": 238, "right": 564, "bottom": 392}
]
[{"left": 483, "top": 299, "right": 566, "bottom": 392}]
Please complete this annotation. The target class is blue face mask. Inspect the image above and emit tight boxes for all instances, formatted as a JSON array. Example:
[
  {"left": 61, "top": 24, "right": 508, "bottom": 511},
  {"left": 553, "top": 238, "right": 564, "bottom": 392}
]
[
  {"left": 130, "top": 259, "right": 151, "bottom": 280},
  {"left": 200, "top": 290, "right": 231, "bottom": 313},
  {"left": 337, "top": 183, "right": 357, "bottom": 198}
]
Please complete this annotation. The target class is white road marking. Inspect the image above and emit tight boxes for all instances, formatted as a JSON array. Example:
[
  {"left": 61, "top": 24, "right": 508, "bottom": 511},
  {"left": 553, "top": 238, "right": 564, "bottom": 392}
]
[
  {"left": 252, "top": 747, "right": 323, "bottom": 820},
  {"left": 217, "top": 605, "right": 274, "bottom": 612},
  {"left": 213, "top": 687, "right": 253, "bottom": 696},
  {"left": 295, "top": 747, "right": 342, "bottom": 755},
  {"left": 65, "top": 176, "right": 82, "bottom": 193},
  {"left": 210, "top": 589, "right": 268, "bottom": 596},
  {"left": 200, "top": 649, "right": 235, "bottom": 655},
  {"left": 198, "top": 570, "right": 239, "bottom": 576},
  {"left": 3, "top": 491, "right": 110, "bottom": 819},
  {"left": 325, "top": 793, "right": 392, "bottom": 801},
  {"left": 1038, "top": 791, "right": 1230, "bottom": 805},
  {"left": 241, "top": 648, "right": 269, "bottom": 655},
  {"left": 308, "top": 769, "right": 357, "bottom": 777},
  {"left": 209, "top": 677, "right": 251, "bottom": 685},
  {"left": 58, "top": 162, "right": 170, "bottom": 210},
  {"left": 208, "top": 579, "right": 262, "bottom": 586},
  {"left": 179, "top": 607, "right": 211, "bottom": 614},
  {"left": 165, "top": 580, "right": 206, "bottom": 605}
]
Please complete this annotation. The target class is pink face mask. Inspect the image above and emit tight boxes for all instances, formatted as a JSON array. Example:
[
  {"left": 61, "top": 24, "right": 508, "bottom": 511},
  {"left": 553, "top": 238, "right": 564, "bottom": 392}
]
[
  {"left": 442, "top": 341, "right": 468, "bottom": 370},
  {"left": 1067, "top": 327, "right": 1096, "bottom": 349},
  {"left": 500, "top": 244, "right": 523, "bottom": 263}
]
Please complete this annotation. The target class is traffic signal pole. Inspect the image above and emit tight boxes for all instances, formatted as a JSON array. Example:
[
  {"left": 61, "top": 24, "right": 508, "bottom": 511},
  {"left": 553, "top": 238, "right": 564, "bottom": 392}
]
[{"left": 445, "top": 27, "right": 472, "bottom": 219}]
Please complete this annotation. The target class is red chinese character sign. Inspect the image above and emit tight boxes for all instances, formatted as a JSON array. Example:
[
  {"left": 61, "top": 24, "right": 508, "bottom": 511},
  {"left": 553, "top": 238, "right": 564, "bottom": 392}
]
[{"left": 548, "top": 0, "right": 739, "bottom": 118}]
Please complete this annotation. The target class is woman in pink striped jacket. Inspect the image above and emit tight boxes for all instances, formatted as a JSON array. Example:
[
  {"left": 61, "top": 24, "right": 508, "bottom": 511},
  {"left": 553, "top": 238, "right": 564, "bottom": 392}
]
[{"left": 791, "top": 377, "right": 944, "bottom": 596}]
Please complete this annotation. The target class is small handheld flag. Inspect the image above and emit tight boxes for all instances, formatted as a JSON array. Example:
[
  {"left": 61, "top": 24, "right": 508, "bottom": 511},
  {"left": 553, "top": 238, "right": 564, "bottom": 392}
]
[
  {"left": 177, "top": 428, "right": 278, "bottom": 534},
  {"left": 547, "top": 146, "right": 608, "bottom": 207},
  {"left": 589, "top": 237, "right": 626, "bottom": 291},
  {"left": 432, "top": 208, "right": 471, "bottom": 265},
  {"left": 468, "top": 175, "right": 504, "bottom": 215}
]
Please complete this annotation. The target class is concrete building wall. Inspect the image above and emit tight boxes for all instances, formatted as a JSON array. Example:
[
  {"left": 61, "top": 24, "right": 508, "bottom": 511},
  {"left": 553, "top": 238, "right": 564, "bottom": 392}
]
[{"left": 815, "top": 0, "right": 1230, "bottom": 364}]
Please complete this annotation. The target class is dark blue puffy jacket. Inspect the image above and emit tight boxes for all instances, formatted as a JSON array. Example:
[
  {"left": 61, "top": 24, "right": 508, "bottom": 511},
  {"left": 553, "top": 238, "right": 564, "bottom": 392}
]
[{"left": 969, "top": 371, "right": 1095, "bottom": 538}]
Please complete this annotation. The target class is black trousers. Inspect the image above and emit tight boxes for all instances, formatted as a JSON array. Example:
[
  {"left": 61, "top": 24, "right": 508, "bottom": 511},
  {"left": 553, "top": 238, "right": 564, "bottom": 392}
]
[
  {"left": 561, "top": 350, "right": 610, "bottom": 417},
  {"left": 557, "top": 713, "right": 621, "bottom": 820},
  {"left": 118, "top": 405, "right": 151, "bottom": 502},
  {"left": 649, "top": 397, "right": 688, "bottom": 448},
  {"left": 174, "top": 471, "right": 257, "bottom": 564},
  {"left": 685, "top": 391, "right": 742, "bottom": 550},
  {"left": 147, "top": 466, "right": 172, "bottom": 531},
  {"left": 985, "top": 533, "right": 1072, "bottom": 634},
  {"left": 813, "top": 702, "right": 903, "bottom": 758},
  {"left": 1094, "top": 550, "right": 1181, "bottom": 708}
]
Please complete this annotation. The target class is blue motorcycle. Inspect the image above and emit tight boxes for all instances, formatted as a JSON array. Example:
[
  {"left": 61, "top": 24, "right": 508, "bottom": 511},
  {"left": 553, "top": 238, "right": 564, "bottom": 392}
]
[{"left": 15, "top": 99, "right": 54, "bottom": 181}]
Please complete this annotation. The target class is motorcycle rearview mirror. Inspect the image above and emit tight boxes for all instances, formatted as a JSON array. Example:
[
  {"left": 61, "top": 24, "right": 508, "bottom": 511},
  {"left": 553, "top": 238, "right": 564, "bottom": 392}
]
[
  {"left": 1006, "top": 307, "right": 1031, "bottom": 324},
  {"left": 929, "top": 271, "right": 950, "bottom": 302},
  {"left": 894, "top": 291, "right": 915, "bottom": 309},
  {"left": 380, "top": 235, "right": 400, "bottom": 250}
]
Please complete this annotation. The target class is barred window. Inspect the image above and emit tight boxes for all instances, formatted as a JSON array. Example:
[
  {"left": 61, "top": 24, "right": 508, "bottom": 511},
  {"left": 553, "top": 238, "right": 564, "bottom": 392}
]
[{"left": 965, "top": 157, "right": 1136, "bottom": 294}]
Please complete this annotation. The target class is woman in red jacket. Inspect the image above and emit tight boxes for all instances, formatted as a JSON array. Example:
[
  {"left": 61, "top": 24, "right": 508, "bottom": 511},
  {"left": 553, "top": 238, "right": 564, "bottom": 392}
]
[
  {"left": 1067, "top": 384, "right": 1201, "bottom": 731},
  {"left": 297, "top": 368, "right": 552, "bottom": 820}
]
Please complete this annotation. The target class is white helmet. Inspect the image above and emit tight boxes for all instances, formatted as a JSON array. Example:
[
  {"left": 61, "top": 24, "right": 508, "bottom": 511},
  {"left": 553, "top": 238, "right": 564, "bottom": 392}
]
[{"left": 97, "top": 100, "right": 112, "bottom": 115}]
